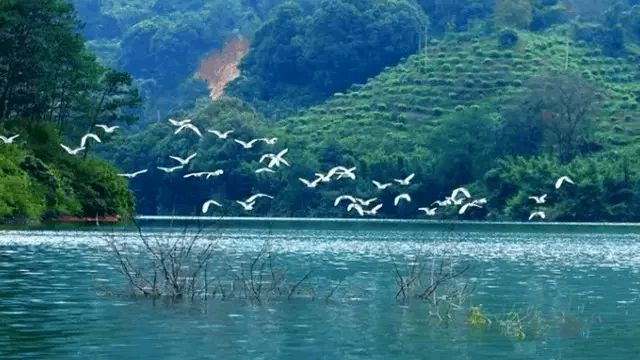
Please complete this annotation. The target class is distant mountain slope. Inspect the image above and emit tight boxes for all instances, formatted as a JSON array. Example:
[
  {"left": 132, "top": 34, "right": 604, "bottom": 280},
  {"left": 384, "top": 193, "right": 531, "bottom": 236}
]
[{"left": 284, "top": 30, "right": 640, "bottom": 156}]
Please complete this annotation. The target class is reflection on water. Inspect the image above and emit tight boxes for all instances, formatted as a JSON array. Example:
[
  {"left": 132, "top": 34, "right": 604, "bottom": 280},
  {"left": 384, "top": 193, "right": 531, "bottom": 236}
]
[{"left": 1, "top": 227, "right": 640, "bottom": 359}]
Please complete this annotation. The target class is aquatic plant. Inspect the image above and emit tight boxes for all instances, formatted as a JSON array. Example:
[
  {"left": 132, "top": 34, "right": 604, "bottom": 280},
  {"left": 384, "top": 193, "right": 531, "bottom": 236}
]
[
  {"left": 467, "top": 306, "right": 491, "bottom": 327},
  {"left": 391, "top": 252, "right": 471, "bottom": 322}
]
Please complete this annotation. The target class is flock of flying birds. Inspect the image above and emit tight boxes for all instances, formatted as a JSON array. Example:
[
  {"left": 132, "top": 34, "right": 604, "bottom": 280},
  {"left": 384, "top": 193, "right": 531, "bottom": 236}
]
[{"left": 0, "top": 119, "right": 577, "bottom": 221}]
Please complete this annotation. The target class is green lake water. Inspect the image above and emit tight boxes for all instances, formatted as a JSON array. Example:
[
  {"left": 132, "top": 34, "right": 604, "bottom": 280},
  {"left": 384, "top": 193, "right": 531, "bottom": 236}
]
[{"left": 2, "top": 223, "right": 640, "bottom": 359}]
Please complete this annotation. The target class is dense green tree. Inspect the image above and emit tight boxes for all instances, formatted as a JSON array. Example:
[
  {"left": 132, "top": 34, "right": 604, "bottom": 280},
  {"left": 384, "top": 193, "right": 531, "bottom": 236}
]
[
  {"left": 494, "top": 0, "right": 533, "bottom": 29},
  {"left": 229, "top": 0, "right": 426, "bottom": 117}
]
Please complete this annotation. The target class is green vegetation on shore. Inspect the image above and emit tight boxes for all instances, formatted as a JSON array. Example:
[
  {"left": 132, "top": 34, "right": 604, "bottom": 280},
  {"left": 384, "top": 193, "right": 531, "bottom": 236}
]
[{"left": 0, "top": 0, "right": 137, "bottom": 223}]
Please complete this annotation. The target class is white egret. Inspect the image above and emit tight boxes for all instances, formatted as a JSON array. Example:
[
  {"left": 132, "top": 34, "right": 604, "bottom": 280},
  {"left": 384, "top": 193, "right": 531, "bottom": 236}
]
[
  {"left": 207, "top": 129, "right": 234, "bottom": 139},
  {"left": 234, "top": 139, "right": 260, "bottom": 149},
  {"left": 364, "top": 203, "right": 383, "bottom": 216},
  {"left": 372, "top": 180, "right": 393, "bottom": 190},
  {"left": 419, "top": 207, "right": 437, "bottom": 216},
  {"left": 175, "top": 124, "right": 202, "bottom": 137},
  {"left": 260, "top": 149, "right": 290, "bottom": 168},
  {"left": 184, "top": 170, "right": 223, "bottom": 179},
  {"left": 356, "top": 198, "right": 378, "bottom": 206},
  {"left": 169, "top": 118, "right": 192, "bottom": 127},
  {"left": 0, "top": 135, "right": 20, "bottom": 144},
  {"left": 157, "top": 165, "right": 184, "bottom": 173},
  {"left": 95, "top": 124, "right": 119, "bottom": 133},
  {"left": 529, "top": 211, "right": 546, "bottom": 221},
  {"left": 169, "top": 153, "right": 197, "bottom": 166},
  {"left": 299, "top": 177, "right": 323, "bottom": 188},
  {"left": 80, "top": 133, "right": 102, "bottom": 147},
  {"left": 202, "top": 200, "right": 223, "bottom": 214},
  {"left": 334, "top": 195, "right": 358, "bottom": 207},
  {"left": 555, "top": 176, "right": 575, "bottom": 189},
  {"left": 394, "top": 193, "right": 411, "bottom": 206},
  {"left": 394, "top": 173, "right": 415, "bottom": 186},
  {"left": 347, "top": 203, "right": 365, "bottom": 216},
  {"left": 260, "top": 137, "right": 278, "bottom": 145},
  {"left": 60, "top": 144, "right": 85, "bottom": 155},
  {"left": 459, "top": 202, "right": 482, "bottom": 215},
  {"left": 236, "top": 201, "right": 256, "bottom": 211},
  {"left": 431, "top": 199, "right": 453, "bottom": 207},
  {"left": 245, "top": 193, "right": 274, "bottom": 203},
  {"left": 451, "top": 187, "right": 471, "bottom": 201},
  {"left": 528, "top": 194, "right": 547, "bottom": 204},
  {"left": 118, "top": 169, "right": 148, "bottom": 179}
]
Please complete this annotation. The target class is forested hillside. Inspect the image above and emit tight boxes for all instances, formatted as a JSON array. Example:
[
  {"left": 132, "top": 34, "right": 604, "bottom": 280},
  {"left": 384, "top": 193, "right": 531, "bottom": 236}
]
[
  {"left": 94, "top": 0, "right": 640, "bottom": 222},
  {"left": 0, "top": 0, "right": 137, "bottom": 223}
]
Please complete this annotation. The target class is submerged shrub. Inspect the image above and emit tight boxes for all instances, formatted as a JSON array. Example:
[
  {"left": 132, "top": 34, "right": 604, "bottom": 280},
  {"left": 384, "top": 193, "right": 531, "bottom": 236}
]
[{"left": 499, "top": 29, "right": 519, "bottom": 48}]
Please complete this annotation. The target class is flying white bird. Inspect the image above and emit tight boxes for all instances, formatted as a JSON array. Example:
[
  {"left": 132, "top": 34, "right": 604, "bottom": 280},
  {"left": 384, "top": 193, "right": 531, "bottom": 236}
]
[
  {"left": 459, "top": 202, "right": 482, "bottom": 215},
  {"left": 184, "top": 170, "right": 224, "bottom": 179},
  {"left": 80, "top": 133, "right": 102, "bottom": 148},
  {"left": 419, "top": 207, "right": 437, "bottom": 216},
  {"left": 207, "top": 129, "right": 234, "bottom": 139},
  {"left": 555, "top": 176, "right": 575, "bottom": 189},
  {"left": 260, "top": 149, "right": 290, "bottom": 168},
  {"left": 334, "top": 195, "right": 358, "bottom": 207},
  {"left": 529, "top": 211, "right": 546, "bottom": 221},
  {"left": 315, "top": 172, "right": 331, "bottom": 183},
  {"left": 394, "top": 193, "right": 412, "bottom": 206},
  {"left": 528, "top": 194, "right": 547, "bottom": 204},
  {"left": 356, "top": 198, "right": 378, "bottom": 206},
  {"left": 157, "top": 165, "right": 184, "bottom": 173},
  {"left": 175, "top": 124, "right": 202, "bottom": 137},
  {"left": 95, "top": 124, "right": 119, "bottom": 133},
  {"left": 432, "top": 199, "right": 453, "bottom": 207},
  {"left": 169, "top": 153, "right": 197, "bottom": 166},
  {"left": 326, "top": 166, "right": 356, "bottom": 180},
  {"left": 255, "top": 167, "right": 276, "bottom": 174},
  {"left": 202, "top": 200, "right": 223, "bottom": 214},
  {"left": 347, "top": 203, "right": 365, "bottom": 216},
  {"left": 245, "top": 193, "right": 274, "bottom": 204},
  {"left": 118, "top": 169, "right": 148, "bottom": 179},
  {"left": 60, "top": 144, "right": 85, "bottom": 155},
  {"left": 169, "top": 118, "right": 192, "bottom": 127},
  {"left": 364, "top": 203, "right": 384, "bottom": 216},
  {"left": 372, "top": 180, "right": 393, "bottom": 190},
  {"left": 451, "top": 187, "right": 472, "bottom": 201},
  {"left": 236, "top": 201, "right": 256, "bottom": 211},
  {"left": 394, "top": 173, "right": 416, "bottom": 186},
  {"left": 299, "top": 177, "right": 323, "bottom": 188},
  {"left": 234, "top": 139, "right": 260, "bottom": 149},
  {"left": 260, "top": 137, "right": 278, "bottom": 145},
  {"left": 0, "top": 134, "right": 20, "bottom": 144}
]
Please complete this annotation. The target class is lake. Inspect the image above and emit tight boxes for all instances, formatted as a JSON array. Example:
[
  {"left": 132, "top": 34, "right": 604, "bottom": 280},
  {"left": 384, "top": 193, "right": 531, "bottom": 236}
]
[{"left": 2, "top": 221, "right": 640, "bottom": 359}]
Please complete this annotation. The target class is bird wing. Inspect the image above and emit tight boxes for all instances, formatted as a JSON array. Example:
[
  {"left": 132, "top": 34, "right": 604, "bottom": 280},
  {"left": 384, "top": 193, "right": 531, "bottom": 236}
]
[
  {"left": 60, "top": 144, "right": 73, "bottom": 153},
  {"left": 80, "top": 133, "right": 102, "bottom": 147},
  {"left": 0, "top": 136, "right": 8, "bottom": 142},
  {"left": 277, "top": 148, "right": 289, "bottom": 158},
  {"left": 185, "top": 153, "right": 197, "bottom": 163},
  {"left": 452, "top": 187, "right": 471, "bottom": 200},
  {"left": 168, "top": 119, "right": 180, "bottom": 126},
  {"left": 555, "top": 176, "right": 574, "bottom": 189},
  {"left": 405, "top": 173, "right": 415, "bottom": 183},
  {"left": 133, "top": 169, "right": 148, "bottom": 176},
  {"left": 246, "top": 194, "right": 273, "bottom": 203},
  {"left": 8, "top": 135, "right": 19, "bottom": 141},
  {"left": 299, "top": 178, "right": 312, "bottom": 186},
  {"left": 394, "top": 194, "right": 411, "bottom": 206},
  {"left": 459, "top": 203, "right": 471, "bottom": 215},
  {"left": 235, "top": 139, "right": 249, "bottom": 147},
  {"left": 334, "top": 195, "right": 356, "bottom": 207},
  {"left": 371, "top": 204, "right": 383, "bottom": 213},
  {"left": 188, "top": 124, "right": 202, "bottom": 137},
  {"left": 208, "top": 129, "right": 223, "bottom": 137},
  {"left": 169, "top": 156, "right": 186, "bottom": 165},
  {"left": 260, "top": 154, "right": 273, "bottom": 163}
]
